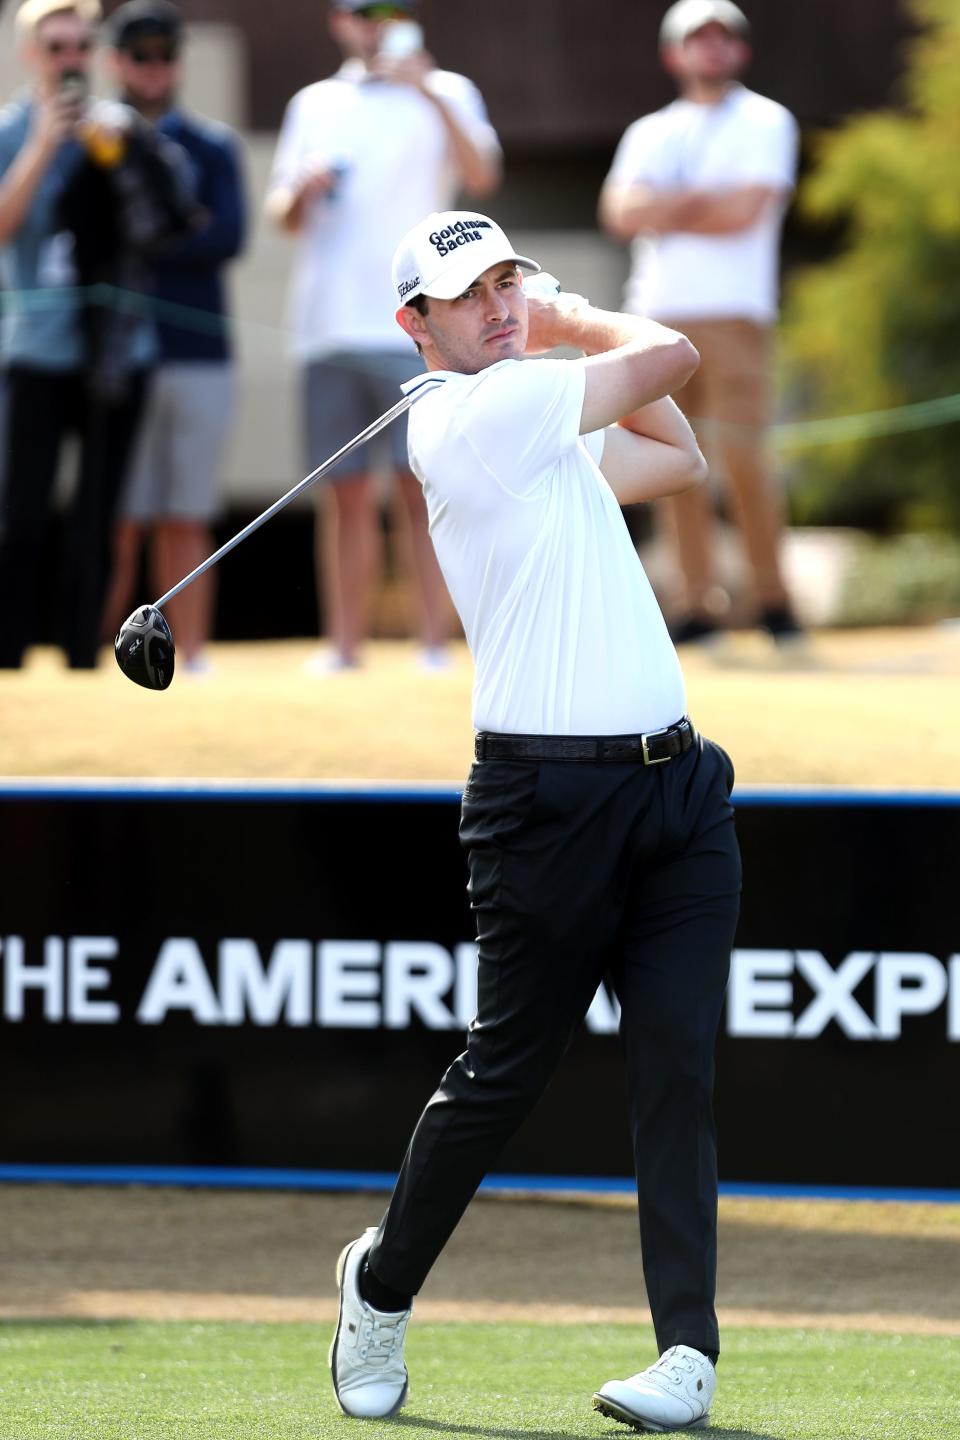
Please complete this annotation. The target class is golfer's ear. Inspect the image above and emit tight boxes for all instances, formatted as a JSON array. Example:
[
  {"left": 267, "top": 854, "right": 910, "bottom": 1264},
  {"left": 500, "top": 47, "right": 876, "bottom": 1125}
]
[{"left": 396, "top": 305, "right": 428, "bottom": 347}]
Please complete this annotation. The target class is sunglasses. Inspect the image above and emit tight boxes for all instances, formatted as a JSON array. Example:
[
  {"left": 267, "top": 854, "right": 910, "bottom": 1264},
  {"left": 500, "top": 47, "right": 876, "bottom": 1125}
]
[
  {"left": 352, "top": 5, "right": 412, "bottom": 19},
  {"left": 41, "top": 37, "right": 94, "bottom": 55},
  {"left": 126, "top": 46, "right": 179, "bottom": 64}
]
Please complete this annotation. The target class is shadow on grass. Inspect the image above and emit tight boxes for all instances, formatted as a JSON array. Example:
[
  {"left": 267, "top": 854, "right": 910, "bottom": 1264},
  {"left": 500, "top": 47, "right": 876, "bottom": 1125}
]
[
  {"left": 396, "top": 1416, "right": 780, "bottom": 1440},
  {"left": 396, "top": 1419, "right": 581, "bottom": 1439},
  {"left": 0, "top": 1318, "right": 138, "bottom": 1328},
  {"left": 700, "top": 1432, "right": 782, "bottom": 1439}
]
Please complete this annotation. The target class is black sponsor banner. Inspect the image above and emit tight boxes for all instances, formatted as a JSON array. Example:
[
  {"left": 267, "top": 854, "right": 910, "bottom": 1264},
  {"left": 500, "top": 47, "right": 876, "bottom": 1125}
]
[{"left": 1, "top": 786, "right": 958, "bottom": 1189}]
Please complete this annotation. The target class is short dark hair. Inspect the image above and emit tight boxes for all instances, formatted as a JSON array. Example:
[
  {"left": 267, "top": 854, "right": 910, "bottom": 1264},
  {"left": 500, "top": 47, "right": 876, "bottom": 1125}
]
[{"left": 404, "top": 292, "right": 428, "bottom": 354}]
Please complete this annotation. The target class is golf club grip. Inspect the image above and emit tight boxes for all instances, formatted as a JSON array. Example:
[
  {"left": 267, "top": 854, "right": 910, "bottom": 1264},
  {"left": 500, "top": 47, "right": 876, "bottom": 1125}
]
[{"left": 151, "top": 377, "right": 443, "bottom": 612}]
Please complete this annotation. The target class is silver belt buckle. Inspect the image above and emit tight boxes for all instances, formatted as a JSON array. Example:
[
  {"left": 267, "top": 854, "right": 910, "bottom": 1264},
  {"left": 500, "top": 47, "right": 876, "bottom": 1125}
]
[{"left": 641, "top": 725, "right": 671, "bottom": 765}]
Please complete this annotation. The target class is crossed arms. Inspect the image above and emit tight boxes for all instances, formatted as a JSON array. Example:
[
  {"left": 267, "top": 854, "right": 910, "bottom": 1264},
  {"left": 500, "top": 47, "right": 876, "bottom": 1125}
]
[{"left": 598, "top": 180, "right": 784, "bottom": 241}]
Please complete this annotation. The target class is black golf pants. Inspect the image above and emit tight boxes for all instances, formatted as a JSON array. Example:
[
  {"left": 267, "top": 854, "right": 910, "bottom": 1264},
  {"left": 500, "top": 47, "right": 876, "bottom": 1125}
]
[{"left": 369, "top": 732, "right": 741, "bottom": 1358}]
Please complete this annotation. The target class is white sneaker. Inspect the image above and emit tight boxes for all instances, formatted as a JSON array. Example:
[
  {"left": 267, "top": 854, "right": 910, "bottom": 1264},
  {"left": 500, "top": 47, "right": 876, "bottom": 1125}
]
[
  {"left": 329, "top": 1229, "right": 411, "bottom": 1418},
  {"left": 593, "top": 1345, "right": 715, "bottom": 1432},
  {"left": 303, "top": 648, "right": 362, "bottom": 676},
  {"left": 416, "top": 645, "right": 451, "bottom": 673}
]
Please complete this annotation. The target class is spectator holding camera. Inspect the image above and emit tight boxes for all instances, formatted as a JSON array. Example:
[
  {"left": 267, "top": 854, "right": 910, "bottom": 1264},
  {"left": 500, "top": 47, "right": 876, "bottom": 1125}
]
[
  {"left": 267, "top": 0, "right": 502, "bottom": 673},
  {"left": 0, "top": 0, "right": 194, "bottom": 670}
]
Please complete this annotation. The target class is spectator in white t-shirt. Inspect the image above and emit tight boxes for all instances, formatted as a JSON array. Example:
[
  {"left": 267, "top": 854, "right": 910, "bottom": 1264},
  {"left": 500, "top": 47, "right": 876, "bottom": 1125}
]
[
  {"left": 600, "top": 0, "right": 801, "bottom": 646},
  {"left": 266, "top": 0, "right": 501, "bottom": 671}
]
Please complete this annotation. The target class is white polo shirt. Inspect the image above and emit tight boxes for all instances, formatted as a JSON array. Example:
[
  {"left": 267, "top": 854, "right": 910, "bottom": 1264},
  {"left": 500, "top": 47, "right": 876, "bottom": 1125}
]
[
  {"left": 605, "top": 84, "right": 798, "bottom": 324},
  {"left": 404, "top": 358, "right": 686, "bottom": 736},
  {"left": 270, "top": 63, "right": 501, "bottom": 359}
]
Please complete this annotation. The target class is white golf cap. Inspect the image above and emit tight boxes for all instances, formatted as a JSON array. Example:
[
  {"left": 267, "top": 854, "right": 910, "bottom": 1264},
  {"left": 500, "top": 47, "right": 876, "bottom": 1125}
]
[
  {"left": 392, "top": 211, "right": 540, "bottom": 306},
  {"left": 659, "top": 0, "right": 750, "bottom": 47}
]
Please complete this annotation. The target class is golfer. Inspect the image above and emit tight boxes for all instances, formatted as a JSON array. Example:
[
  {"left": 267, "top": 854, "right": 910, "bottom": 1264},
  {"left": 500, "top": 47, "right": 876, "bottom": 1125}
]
[{"left": 329, "top": 210, "right": 742, "bottom": 1434}]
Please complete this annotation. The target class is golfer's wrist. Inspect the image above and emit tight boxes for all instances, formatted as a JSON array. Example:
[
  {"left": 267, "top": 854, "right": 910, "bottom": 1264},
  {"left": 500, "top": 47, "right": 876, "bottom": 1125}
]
[
  {"left": 562, "top": 306, "right": 646, "bottom": 356},
  {"left": 528, "top": 295, "right": 594, "bottom": 351}
]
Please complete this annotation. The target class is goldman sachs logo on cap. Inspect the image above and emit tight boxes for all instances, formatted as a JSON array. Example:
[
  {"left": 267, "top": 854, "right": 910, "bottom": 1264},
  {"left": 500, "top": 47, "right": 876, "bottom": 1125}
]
[{"left": 430, "top": 217, "right": 492, "bottom": 258}]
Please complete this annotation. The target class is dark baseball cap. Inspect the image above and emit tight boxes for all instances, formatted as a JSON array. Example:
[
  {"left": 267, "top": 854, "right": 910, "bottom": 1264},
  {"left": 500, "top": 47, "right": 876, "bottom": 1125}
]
[
  {"left": 330, "top": 1, "right": 416, "bottom": 12},
  {"left": 108, "top": 0, "right": 183, "bottom": 49}
]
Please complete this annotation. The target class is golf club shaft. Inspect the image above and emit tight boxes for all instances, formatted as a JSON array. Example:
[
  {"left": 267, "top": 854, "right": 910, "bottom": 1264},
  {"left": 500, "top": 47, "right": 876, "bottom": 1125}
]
[{"left": 152, "top": 375, "right": 445, "bottom": 612}]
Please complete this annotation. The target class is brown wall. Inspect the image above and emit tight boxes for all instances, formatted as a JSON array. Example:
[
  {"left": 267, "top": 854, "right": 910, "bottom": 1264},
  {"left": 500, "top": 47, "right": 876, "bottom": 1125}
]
[{"left": 105, "top": 0, "right": 917, "bottom": 142}]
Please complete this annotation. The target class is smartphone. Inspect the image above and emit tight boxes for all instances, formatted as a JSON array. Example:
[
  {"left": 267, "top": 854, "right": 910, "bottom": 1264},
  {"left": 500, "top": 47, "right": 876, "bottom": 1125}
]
[
  {"left": 58, "top": 69, "right": 89, "bottom": 105},
  {"left": 378, "top": 20, "right": 423, "bottom": 59}
]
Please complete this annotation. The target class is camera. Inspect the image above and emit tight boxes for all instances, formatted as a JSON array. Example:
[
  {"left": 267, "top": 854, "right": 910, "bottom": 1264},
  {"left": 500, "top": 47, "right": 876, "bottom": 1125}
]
[
  {"left": 378, "top": 20, "right": 423, "bottom": 59},
  {"left": 58, "top": 68, "right": 89, "bottom": 105}
]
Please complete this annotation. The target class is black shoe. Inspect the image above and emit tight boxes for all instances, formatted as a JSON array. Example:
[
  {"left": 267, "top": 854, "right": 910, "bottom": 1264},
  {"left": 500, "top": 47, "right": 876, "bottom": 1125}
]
[
  {"left": 670, "top": 615, "right": 721, "bottom": 645},
  {"left": 757, "top": 605, "right": 804, "bottom": 644}
]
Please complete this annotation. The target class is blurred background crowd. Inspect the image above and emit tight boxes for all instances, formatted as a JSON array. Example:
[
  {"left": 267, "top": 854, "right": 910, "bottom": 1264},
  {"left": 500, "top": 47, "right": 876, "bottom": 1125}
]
[{"left": 1, "top": 0, "right": 958, "bottom": 676}]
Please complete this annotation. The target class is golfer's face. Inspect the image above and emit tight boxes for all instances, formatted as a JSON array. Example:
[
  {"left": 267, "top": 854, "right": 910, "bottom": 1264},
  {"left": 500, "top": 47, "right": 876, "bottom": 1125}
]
[{"left": 423, "top": 264, "right": 527, "bottom": 374}]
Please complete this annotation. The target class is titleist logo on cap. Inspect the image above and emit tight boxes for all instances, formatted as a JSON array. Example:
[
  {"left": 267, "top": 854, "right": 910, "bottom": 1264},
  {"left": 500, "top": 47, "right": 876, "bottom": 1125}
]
[
  {"left": 429, "top": 218, "right": 492, "bottom": 258},
  {"left": 397, "top": 275, "right": 421, "bottom": 300}
]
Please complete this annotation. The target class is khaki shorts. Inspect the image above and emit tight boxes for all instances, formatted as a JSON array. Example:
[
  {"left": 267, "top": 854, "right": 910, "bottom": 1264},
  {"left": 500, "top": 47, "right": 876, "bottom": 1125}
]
[{"left": 663, "top": 318, "right": 773, "bottom": 443}]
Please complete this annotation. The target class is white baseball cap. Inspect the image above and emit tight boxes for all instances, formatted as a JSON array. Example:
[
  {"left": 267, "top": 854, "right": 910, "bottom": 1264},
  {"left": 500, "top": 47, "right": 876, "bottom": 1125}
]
[
  {"left": 659, "top": 0, "right": 749, "bottom": 48},
  {"left": 392, "top": 211, "right": 540, "bottom": 306},
  {"left": 15, "top": 0, "right": 102, "bottom": 37}
]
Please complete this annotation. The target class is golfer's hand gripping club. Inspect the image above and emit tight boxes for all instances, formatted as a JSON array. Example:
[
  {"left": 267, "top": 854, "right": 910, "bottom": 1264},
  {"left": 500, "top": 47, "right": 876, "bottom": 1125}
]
[{"left": 114, "top": 374, "right": 447, "bottom": 690}]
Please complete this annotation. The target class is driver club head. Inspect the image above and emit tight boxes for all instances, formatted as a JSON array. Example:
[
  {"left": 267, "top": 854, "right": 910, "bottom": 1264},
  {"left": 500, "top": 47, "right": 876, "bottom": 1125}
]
[{"left": 115, "top": 605, "right": 175, "bottom": 690}]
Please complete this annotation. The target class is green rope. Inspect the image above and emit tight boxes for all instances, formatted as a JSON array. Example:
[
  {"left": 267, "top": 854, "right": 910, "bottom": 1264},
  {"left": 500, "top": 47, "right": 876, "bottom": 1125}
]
[{"left": 4, "top": 284, "right": 960, "bottom": 448}]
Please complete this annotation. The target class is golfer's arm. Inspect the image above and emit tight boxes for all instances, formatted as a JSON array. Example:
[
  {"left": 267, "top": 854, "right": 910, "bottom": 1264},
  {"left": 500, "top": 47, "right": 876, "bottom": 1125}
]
[
  {"left": 598, "top": 400, "right": 707, "bottom": 505},
  {"left": 532, "top": 303, "right": 704, "bottom": 502},
  {"left": 562, "top": 309, "right": 698, "bottom": 432}
]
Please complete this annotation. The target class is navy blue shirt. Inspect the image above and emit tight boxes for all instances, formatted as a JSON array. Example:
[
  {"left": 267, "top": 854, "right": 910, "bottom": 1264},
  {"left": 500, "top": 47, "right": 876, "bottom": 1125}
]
[{"left": 152, "top": 108, "right": 246, "bottom": 362}]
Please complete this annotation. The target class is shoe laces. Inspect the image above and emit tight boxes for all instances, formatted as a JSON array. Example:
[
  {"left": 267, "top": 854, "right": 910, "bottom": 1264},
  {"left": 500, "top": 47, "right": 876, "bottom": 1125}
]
[
  {"left": 358, "top": 1310, "right": 406, "bottom": 1366},
  {"left": 652, "top": 1348, "right": 697, "bottom": 1386}
]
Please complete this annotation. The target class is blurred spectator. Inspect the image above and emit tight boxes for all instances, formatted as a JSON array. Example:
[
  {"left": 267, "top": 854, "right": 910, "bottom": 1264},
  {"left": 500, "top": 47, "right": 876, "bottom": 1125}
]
[
  {"left": 101, "top": 0, "right": 247, "bottom": 674},
  {"left": 266, "top": 0, "right": 502, "bottom": 672},
  {"left": 0, "top": 0, "right": 196, "bottom": 669},
  {"left": 600, "top": 0, "right": 801, "bottom": 645}
]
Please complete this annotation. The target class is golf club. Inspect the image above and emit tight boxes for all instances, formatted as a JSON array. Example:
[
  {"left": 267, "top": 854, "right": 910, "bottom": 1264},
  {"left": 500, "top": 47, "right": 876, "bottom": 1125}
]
[{"left": 115, "top": 373, "right": 447, "bottom": 690}]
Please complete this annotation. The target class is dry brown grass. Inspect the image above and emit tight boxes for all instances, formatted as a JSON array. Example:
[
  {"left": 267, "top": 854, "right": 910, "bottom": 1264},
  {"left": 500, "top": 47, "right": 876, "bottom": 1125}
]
[
  {"left": 1, "top": 626, "right": 959, "bottom": 786},
  {"left": 2, "top": 1185, "right": 958, "bottom": 1333}
]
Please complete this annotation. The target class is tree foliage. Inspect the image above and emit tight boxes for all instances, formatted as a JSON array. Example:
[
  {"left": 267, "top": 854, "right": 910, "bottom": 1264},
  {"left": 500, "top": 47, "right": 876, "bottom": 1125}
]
[{"left": 781, "top": 0, "right": 960, "bottom": 532}]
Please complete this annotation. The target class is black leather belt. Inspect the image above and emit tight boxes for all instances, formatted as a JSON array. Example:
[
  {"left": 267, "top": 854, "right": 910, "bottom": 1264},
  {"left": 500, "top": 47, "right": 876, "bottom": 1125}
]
[{"left": 474, "top": 717, "right": 696, "bottom": 765}]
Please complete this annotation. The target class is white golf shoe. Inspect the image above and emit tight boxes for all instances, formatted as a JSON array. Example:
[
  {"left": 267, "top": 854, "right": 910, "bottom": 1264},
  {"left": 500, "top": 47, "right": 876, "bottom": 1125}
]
[
  {"left": 593, "top": 1345, "right": 715, "bottom": 1432},
  {"left": 329, "top": 1228, "right": 411, "bottom": 1418}
]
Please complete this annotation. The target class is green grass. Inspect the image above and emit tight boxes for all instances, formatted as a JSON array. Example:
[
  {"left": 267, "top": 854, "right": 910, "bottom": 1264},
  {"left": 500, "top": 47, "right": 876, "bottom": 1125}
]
[{"left": 1, "top": 1320, "right": 957, "bottom": 1440}]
